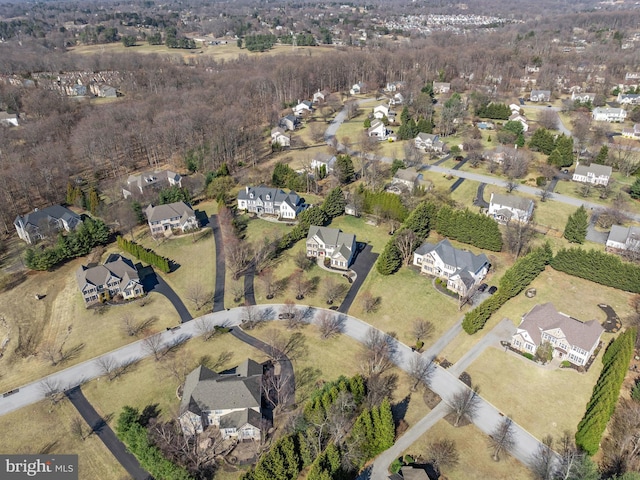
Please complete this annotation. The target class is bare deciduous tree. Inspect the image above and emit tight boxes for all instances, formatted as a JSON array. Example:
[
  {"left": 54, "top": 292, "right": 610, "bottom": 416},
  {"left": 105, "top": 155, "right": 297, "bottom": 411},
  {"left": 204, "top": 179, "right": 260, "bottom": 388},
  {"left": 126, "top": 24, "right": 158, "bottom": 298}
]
[
  {"left": 241, "top": 303, "right": 261, "bottom": 330},
  {"left": 361, "top": 290, "right": 381, "bottom": 313},
  {"left": 264, "top": 329, "right": 308, "bottom": 363},
  {"left": 262, "top": 367, "right": 294, "bottom": 413},
  {"left": 225, "top": 239, "right": 252, "bottom": 280},
  {"left": 323, "top": 277, "right": 347, "bottom": 305},
  {"left": 538, "top": 109, "right": 559, "bottom": 130},
  {"left": 231, "top": 280, "right": 245, "bottom": 303},
  {"left": 195, "top": 318, "right": 217, "bottom": 341},
  {"left": 504, "top": 219, "right": 535, "bottom": 258},
  {"left": 142, "top": 334, "right": 165, "bottom": 361},
  {"left": 40, "top": 378, "right": 64, "bottom": 407},
  {"left": 505, "top": 180, "right": 518, "bottom": 193},
  {"left": 529, "top": 434, "right": 557, "bottom": 480},
  {"left": 408, "top": 355, "right": 433, "bottom": 391},
  {"left": 186, "top": 283, "right": 211, "bottom": 312},
  {"left": 601, "top": 399, "right": 640, "bottom": 475},
  {"left": 538, "top": 189, "right": 552, "bottom": 202},
  {"left": 426, "top": 439, "right": 460, "bottom": 476},
  {"left": 412, "top": 318, "right": 435, "bottom": 343},
  {"left": 359, "top": 328, "right": 395, "bottom": 377},
  {"left": 70, "top": 416, "right": 87, "bottom": 441},
  {"left": 121, "top": 314, "right": 157, "bottom": 338},
  {"left": 488, "top": 416, "right": 516, "bottom": 461},
  {"left": 291, "top": 269, "right": 311, "bottom": 300},
  {"left": 395, "top": 229, "right": 418, "bottom": 265},
  {"left": 96, "top": 356, "right": 119, "bottom": 381},
  {"left": 317, "top": 311, "right": 345, "bottom": 339},
  {"left": 449, "top": 384, "right": 481, "bottom": 427}
]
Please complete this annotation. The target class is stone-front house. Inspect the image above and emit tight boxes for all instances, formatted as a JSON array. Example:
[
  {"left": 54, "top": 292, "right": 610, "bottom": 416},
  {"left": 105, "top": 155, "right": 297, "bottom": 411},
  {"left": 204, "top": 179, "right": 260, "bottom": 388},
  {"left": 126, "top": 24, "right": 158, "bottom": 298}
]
[
  {"left": 306, "top": 226, "right": 356, "bottom": 269},
  {"left": 529, "top": 90, "right": 551, "bottom": 102},
  {"left": 488, "top": 193, "right": 535, "bottom": 224},
  {"left": 592, "top": 107, "right": 627, "bottom": 122},
  {"left": 511, "top": 303, "right": 604, "bottom": 367},
  {"left": 179, "top": 359, "right": 263, "bottom": 440},
  {"left": 76, "top": 254, "right": 143, "bottom": 305},
  {"left": 145, "top": 202, "right": 198, "bottom": 236},
  {"left": 122, "top": 170, "right": 182, "bottom": 199},
  {"left": 606, "top": 225, "right": 640, "bottom": 253},
  {"left": 14, "top": 205, "right": 82, "bottom": 244},
  {"left": 413, "top": 239, "right": 490, "bottom": 297},
  {"left": 237, "top": 186, "right": 306, "bottom": 219},
  {"left": 572, "top": 162, "right": 612, "bottom": 186}
]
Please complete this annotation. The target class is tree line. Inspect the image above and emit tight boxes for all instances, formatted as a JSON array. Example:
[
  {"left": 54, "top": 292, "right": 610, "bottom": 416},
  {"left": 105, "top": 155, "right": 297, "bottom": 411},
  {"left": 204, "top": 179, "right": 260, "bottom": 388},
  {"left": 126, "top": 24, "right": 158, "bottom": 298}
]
[{"left": 117, "top": 235, "right": 171, "bottom": 273}]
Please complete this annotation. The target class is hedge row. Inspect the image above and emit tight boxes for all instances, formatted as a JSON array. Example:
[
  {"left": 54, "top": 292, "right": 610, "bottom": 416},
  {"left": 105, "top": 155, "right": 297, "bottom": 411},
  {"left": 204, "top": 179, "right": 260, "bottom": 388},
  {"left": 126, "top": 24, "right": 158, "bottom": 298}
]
[
  {"left": 117, "top": 236, "right": 171, "bottom": 273},
  {"left": 575, "top": 328, "right": 637, "bottom": 455},
  {"left": 462, "top": 243, "right": 552, "bottom": 334},
  {"left": 436, "top": 205, "right": 503, "bottom": 252},
  {"left": 551, "top": 247, "right": 640, "bottom": 293}
]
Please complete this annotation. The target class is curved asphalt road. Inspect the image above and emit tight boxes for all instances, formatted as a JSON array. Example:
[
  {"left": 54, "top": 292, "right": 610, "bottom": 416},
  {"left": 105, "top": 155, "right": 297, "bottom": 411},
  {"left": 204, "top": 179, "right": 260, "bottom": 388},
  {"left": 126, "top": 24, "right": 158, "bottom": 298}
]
[
  {"left": 210, "top": 215, "right": 226, "bottom": 312},
  {"left": 0, "top": 304, "right": 550, "bottom": 476},
  {"left": 65, "top": 387, "right": 152, "bottom": 480}
]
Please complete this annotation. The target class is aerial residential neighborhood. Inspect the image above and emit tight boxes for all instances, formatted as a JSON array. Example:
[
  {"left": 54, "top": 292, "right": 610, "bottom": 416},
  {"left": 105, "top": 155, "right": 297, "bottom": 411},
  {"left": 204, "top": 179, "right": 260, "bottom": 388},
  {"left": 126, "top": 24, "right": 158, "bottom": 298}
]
[{"left": 2, "top": 0, "right": 640, "bottom": 479}]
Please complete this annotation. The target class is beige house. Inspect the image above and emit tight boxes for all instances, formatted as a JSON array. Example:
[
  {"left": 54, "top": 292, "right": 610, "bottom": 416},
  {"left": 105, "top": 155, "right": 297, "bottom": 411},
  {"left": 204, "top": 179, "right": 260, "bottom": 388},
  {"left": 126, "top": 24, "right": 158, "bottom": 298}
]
[
  {"left": 572, "top": 162, "right": 612, "bottom": 186},
  {"left": 122, "top": 170, "right": 182, "bottom": 199},
  {"left": 511, "top": 303, "right": 604, "bottom": 367},
  {"left": 145, "top": 202, "right": 198, "bottom": 236},
  {"left": 179, "top": 359, "right": 263, "bottom": 440},
  {"left": 76, "top": 254, "right": 143, "bottom": 305},
  {"left": 14, "top": 205, "right": 82, "bottom": 244},
  {"left": 306, "top": 226, "right": 356, "bottom": 269}
]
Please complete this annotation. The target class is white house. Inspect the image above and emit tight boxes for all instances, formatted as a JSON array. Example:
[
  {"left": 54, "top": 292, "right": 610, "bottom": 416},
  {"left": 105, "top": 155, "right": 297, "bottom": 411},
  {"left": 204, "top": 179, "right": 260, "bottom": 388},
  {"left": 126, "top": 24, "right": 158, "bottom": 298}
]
[
  {"left": 414, "top": 133, "right": 445, "bottom": 152},
  {"left": 311, "top": 153, "right": 337, "bottom": 173},
  {"left": 271, "top": 127, "right": 291, "bottom": 147},
  {"left": 122, "top": 170, "right": 182, "bottom": 199},
  {"left": 367, "top": 119, "right": 388, "bottom": 140},
  {"left": 605, "top": 225, "right": 640, "bottom": 253},
  {"left": 179, "top": 359, "right": 263, "bottom": 440},
  {"left": 145, "top": 202, "right": 198, "bottom": 236},
  {"left": 508, "top": 113, "right": 529, "bottom": 132},
  {"left": 572, "top": 92, "right": 596, "bottom": 103},
  {"left": 509, "top": 103, "right": 521, "bottom": 114},
  {"left": 76, "top": 254, "right": 143, "bottom": 306},
  {"left": 313, "top": 89, "right": 331, "bottom": 103},
  {"left": 350, "top": 82, "right": 366, "bottom": 95},
  {"left": 306, "top": 226, "right": 356, "bottom": 269},
  {"left": 511, "top": 303, "right": 604, "bottom": 367},
  {"left": 592, "top": 107, "right": 627, "bottom": 122},
  {"left": 389, "top": 92, "right": 404, "bottom": 106},
  {"left": 293, "top": 100, "right": 313, "bottom": 116},
  {"left": 0, "top": 111, "right": 19, "bottom": 127},
  {"left": 14, "top": 205, "right": 82, "bottom": 244},
  {"left": 373, "top": 104, "right": 390, "bottom": 120},
  {"left": 622, "top": 124, "right": 640, "bottom": 139},
  {"left": 413, "top": 239, "right": 490, "bottom": 297},
  {"left": 572, "top": 162, "right": 612, "bottom": 186},
  {"left": 237, "top": 186, "right": 306, "bottom": 219},
  {"left": 617, "top": 93, "right": 640, "bottom": 105},
  {"left": 385, "top": 81, "right": 405, "bottom": 92},
  {"left": 529, "top": 90, "right": 551, "bottom": 102},
  {"left": 488, "top": 193, "right": 535, "bottom": 224},
  {"left": 433, "top": 82, "right": 451, "bottom": 94}
]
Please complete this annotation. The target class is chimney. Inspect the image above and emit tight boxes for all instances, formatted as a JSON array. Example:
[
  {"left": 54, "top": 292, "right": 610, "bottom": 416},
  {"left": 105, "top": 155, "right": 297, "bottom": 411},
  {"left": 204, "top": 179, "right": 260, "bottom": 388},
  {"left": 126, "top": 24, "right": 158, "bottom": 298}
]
[{"left": 246, "top": 186, "right": 249, "bottom": 194}]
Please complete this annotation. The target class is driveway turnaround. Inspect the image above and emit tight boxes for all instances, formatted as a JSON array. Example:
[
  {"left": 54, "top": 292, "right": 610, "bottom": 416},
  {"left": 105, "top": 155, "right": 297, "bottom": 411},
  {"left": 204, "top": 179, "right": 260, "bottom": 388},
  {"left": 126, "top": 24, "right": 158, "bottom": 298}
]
[
  {"left": 338, "top": 244, "right": 378, "bottom": 314},
  {"left": 210, "top": 215, "right": 226, "bottom": 312},
  {"left": 150, "top": 273, "right": 192, "bottom": 323},
  {"left": 0, "top": 305, "right": 549, "bottom": 474},
  {"left": 65, "top": 386, "right": 152, "bottom": 480}
]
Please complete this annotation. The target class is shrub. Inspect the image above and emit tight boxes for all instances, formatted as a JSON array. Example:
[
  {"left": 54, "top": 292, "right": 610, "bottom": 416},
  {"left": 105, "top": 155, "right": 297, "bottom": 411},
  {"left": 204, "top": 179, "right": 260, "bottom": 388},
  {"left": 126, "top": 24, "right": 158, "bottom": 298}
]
[
  {"left": 522, "top": 352, "right": 535, "bottom": 361},
  {"left": 390, "top": 459, "right": 403, "bottom": 474},
  {"left": 117, "top": 236, "right": 171, "bottom": 273},
  {"left": 536, "top": 176, "right": 547, "bottom": 187},
  {"left": 561, "top": 360, "right": 572, "bottom": 368}
]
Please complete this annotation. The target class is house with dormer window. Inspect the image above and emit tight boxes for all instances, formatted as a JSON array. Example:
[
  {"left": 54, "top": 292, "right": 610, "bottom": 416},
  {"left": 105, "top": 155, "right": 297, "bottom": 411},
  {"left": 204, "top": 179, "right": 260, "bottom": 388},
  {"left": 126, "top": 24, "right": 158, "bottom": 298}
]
[
  {"left": 76, "top": 254, "right": 143, "bottom": 305},
  {"left": 306, "top": 226, "right": 356, "bottom": 269},
  {"left": 237, "top": 186, "right": 306, "bottom": 219},
  {"left": 572, "top": 162, "right": 612, "bottom": 186}
]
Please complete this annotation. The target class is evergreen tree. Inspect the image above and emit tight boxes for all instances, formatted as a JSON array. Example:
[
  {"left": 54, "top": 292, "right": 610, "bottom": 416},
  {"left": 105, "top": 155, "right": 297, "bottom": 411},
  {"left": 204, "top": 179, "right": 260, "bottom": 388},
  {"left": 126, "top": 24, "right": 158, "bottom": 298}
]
[
  {"left": 529, "top": 128, "right": 555, "bottom": 155},
  {"left": 594, "top": 145, "right": 609, "bottom": 165},
  {"left": 363, "top": 117, "right": 371, "bottom": 128},
  {"left": 555, "top": 134, "right": 575, "bottom": 167},
  {"left": 563, "top": 206, "right": 589, "bottom": 244},
  {"left": 335, "top": 155, "right": 355, "bottom": 184},
  {"left": 403, "top": 201, "right": 437, "bottom": 240},
  {"left": 322, "top": 187, "right": 347, "bottom": 218},
  {"left": 400, "top": 105, "right": 411, "bottom": 124},
  {"left": 503, "top": 120, "right": 524, "bottom": 136},
  {"left": 376, "top": 243, "right": 402, "bottom": 275},
  {"left": 547, "top": 148, "right": 564, "bottom": 167},
  {"left": 416, "top": 117, "right": 432, "bottom": 134},
  {"left": 630, "top": 177, "right": 640, "bottom": 199},
  {"left": 391, "top": 159, "right": 405, "bottom": 175}
]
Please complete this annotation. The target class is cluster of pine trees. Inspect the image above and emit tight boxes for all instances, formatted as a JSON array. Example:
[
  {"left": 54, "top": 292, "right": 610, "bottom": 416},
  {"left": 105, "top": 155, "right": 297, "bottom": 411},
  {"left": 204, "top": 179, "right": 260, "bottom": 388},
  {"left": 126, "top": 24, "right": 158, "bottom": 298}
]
[
  {"left": 158, "top": 186, "right": 191, "bottom": 206},
  {"left": 551, "top": 248, "right": 640, "bottom": 293},
  {"left": 575, "top": 328, "right": 637, "bottom": 455},
  {"left": 244, "top": 34, "right": 277, "bottom": 52},
  {"left": 66, "top": 182, "right": 101, "bottom": 215},
  {"left": 528, "top": 129, "right": 574, "bottom": 167},
  {"left": 117, "top": 236, "right": 171, "bottom": 273},
  {"left": 563, "top": 206, "right": 589, "bottom": 244},
  {"left": 436, "top": 206, "right": 503, "bottom": 252},
  {"left": 360, "top": 187, "right": 409, "bottom": 223},
  {"left": 462, "top": 244, "right": 552, "bottom": 334},
  {"left": 244, "top": 375, "right": 394, "bottom": 480},
  {"left": 24, "top": 218, "right": 110, "bottom": 270},
  {"left": 475, "top": 102, "right": 511, "bottom": 120},
  {"left": 116, "top": 406, "right": 193, "bottom": 480},
  {"left": 396, "top": 105, "right": 434, "bottom": 140}
]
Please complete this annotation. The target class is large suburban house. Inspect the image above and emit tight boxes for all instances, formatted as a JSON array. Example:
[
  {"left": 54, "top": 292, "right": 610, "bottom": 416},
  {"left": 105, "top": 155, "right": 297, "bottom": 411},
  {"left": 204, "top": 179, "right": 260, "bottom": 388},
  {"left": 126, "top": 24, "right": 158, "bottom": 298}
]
[
  {"left": 511, "top": 303, "right": 605, "bottom": 367},
  {"left": 237, "top": 186, "right": 306, "bottom": 219},
  {"left": 529, "top": 90, "right": 551, "bottom": 102},
  {"left": 122, "top": 170, "right": 182, "bottom": 199},
  {"left": 368, "top": 119, "right": 389, "bottom": 140},
  {"left": 413, "top": 239, "right": 490, "bottom": 297},
  {"left": 606, "top": 225, "right": 640, "bottom": 253},
  {"left": 392, "top": 167, "right": 430, "bottom": 191},
  {"left": 306, "top": 226, "right": 356, "bottom": 269},
  {"left": 14, "top": 205, "right": 82, "bottom": 244},
  {"left": 592, "top": 107, "right": 627, "bottom": 122},
  {"left": 572, "top": 92, "right": 596, "bottom": 103},
  {"left": 617, "top": 93, "right": 640, "bottom": 105},
  {"left": 488, "top": 193, "right": 535, "bottom": 224},
  {"left": 414, "top": 133, "right": 445, "bottom": 152},
  {"left": 179, "top": 359, "right": 263, "bottom": 440},
  {"left": 311, "top": 153, "right": 337, "bottom": 173},
  {"left": 145, "top": 201, "right": 198, "bottom": 236},
  {"left": 572, "top": 162, "right": 612, "bottom": 186},
  {"left": 76, "top": 254, "right": 143, "bottom": 305}
]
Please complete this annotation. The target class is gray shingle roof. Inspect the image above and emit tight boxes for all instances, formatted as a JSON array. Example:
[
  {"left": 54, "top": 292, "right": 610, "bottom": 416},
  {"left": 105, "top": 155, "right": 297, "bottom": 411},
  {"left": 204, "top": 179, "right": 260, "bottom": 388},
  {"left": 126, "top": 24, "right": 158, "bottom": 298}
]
[
  {"left": 574, "top": 162, "right": 612, "bottom": 177},
  {"left": 415, "top": 239, "right": 489, "bottom": 275},
  {"left": 14, "top": 205, "right": 81, "bottom": 230},
  {"left": 219, "top": 408, "right": 262, "bottom": 430},
  {"left": 490, "top": 193, "right": 534, "bottom": 213},
  {"left": 237, "top": 186, "right": 303, "bottom": 208},
  {"left": 76, "top": 254, "right": 140, "bottom": 291},
  {"left": 607, "top": 225, "right": 640, "bottom": 245},
  {"left": 145, "top": 202, "right": 194, "bottom": 223},
  {"left": 518, "top": 303, "right": 604, "bottom": 351}
]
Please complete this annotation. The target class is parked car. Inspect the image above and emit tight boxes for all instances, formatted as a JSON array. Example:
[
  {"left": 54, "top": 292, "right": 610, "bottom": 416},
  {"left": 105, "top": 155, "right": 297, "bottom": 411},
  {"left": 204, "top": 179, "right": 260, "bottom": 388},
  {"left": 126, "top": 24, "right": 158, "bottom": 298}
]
[
  {"left": 478, "top": 283, "right": 488, "bottom": 293},
  {"left": 488, "top": 286, "right": 498, "bottom": 295},
  {"left": 278, "top": 313, "right": 295, "bottom": 320}
]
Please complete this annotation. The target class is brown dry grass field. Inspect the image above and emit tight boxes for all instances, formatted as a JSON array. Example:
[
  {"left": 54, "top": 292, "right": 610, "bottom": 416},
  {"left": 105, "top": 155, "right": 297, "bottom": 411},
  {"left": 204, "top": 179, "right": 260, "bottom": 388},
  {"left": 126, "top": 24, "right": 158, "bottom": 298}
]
[
  {"left": 0, "top": 398, "right": 128, "bottom": 479},
  {"left": 0, "top": 254, "right": 178, "bottom": 393},
  {"left": 403, "top": 417, "right": 532, "bottom": 480}
]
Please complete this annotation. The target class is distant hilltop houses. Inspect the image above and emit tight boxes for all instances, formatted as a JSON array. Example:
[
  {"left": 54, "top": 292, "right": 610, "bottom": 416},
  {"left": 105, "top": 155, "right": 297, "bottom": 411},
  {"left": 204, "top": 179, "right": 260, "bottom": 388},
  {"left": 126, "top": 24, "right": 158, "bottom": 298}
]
[{"left": 0, "top": 71, "right": 123, "bottom": 97}]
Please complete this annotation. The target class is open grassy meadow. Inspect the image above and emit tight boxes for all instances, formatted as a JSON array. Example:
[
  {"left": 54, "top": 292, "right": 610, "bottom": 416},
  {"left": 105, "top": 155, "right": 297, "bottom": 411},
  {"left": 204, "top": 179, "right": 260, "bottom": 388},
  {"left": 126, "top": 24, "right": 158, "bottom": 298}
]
[
  {"left": 403, "top": 417, "right": 532, "bottom": 480},
  {"left": 0, "top": 398, "right": 128, "bottom": 480}
]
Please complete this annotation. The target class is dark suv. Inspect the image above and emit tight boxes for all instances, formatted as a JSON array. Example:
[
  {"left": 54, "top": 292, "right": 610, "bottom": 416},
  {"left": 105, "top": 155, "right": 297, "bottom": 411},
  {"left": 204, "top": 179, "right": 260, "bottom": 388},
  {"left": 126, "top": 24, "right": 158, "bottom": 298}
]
[
  {"left": 488, "top": 286, "right": 498, "bottom": 295},
  {"left": 477, "top": 283, "right": 488, "bottom": 293}
]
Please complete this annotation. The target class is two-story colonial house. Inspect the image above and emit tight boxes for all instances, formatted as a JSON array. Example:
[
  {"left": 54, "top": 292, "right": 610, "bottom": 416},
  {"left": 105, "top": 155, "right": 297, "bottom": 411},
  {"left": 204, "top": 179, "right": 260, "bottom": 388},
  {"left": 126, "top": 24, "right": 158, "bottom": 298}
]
[
  {"left": 511, "top": 303, "right": 604, "bottom": 367},
  {"left": 179, "top": 359, "right": 263, "bottom": 440},
  {"left": 488, "top": 193, "right": 535, "bottom": 224},
  {"left": 145, "top": 202, "right": 198, "bottom": 236},
  {"left": 606, "top": 225, "right": 640, "bottom": 253},
  {"left": 14, "top": 205, "right": 82, "bottom": 244},
  {"left": 592, "top": 107, "right": 627, "bottom": 122},
  {"left": 414, "top": 133, "right": 445, "bottom": 153},
  {"left": 122, "top": 170, "right": 182, "bottom": 199},
  {"left": 237, "top": 186, "right": 306, "bottom": 219},
  {"left": 306, "top": 226, "right": 356, "bottom": 269},
  {"left": 529, "top": 90, "right": 551, "bottom": 102},
  {"left": 572, "top": 162, "right": 612, "bottom": 186},
  {"left": 413, "top": 239, "right": 490, "bottom": 297},
  {"left": 76, "top": 254, "right": 143, "bottom": 305}
]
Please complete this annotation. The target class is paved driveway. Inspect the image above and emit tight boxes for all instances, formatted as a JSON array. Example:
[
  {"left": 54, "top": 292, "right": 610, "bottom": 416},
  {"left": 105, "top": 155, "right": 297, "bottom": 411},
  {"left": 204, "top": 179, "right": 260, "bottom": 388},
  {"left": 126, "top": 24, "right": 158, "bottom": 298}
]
[
  {"left": 210, "top": 215, "right": 226, "bottom": 312},
  {"left": 338, "top": 244, "right": 378, "bottom": 314},
  {"left": 147, "top": 273, "right": 192, "bottom": 323}
]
